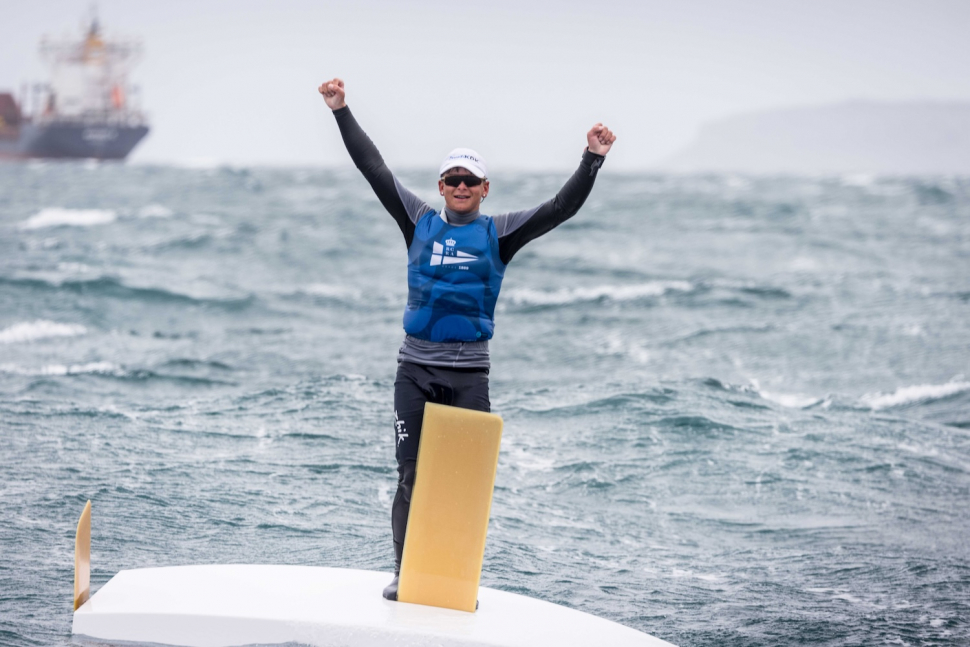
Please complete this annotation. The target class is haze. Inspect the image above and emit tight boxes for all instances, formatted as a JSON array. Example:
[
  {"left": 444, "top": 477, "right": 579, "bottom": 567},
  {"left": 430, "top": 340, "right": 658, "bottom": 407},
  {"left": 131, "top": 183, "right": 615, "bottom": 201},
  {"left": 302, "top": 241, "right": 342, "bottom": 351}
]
[{"left": 2, "top": 0, "right": 969, "bottom": 171}]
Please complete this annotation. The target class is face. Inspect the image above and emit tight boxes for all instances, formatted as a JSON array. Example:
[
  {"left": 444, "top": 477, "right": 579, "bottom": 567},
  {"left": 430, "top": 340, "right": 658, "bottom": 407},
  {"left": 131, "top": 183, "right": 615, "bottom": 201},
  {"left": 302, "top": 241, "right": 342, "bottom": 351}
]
[{"left": 439, "top": 166, "right": 489, "bottom": 215}]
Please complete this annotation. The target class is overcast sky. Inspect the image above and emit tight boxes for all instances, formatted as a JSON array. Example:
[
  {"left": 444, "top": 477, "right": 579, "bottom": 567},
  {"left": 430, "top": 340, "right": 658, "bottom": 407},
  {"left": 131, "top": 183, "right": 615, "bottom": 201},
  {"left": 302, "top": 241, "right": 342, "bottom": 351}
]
[{"left": 3, "top": 0, "right": 969, "bottom": 170}]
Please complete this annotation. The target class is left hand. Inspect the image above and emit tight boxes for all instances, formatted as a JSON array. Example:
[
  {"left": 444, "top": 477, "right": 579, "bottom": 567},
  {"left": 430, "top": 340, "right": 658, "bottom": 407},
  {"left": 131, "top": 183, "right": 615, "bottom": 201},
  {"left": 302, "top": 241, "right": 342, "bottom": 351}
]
[{"left": 587, "top": 123, "right": 616, "bottom": 155}]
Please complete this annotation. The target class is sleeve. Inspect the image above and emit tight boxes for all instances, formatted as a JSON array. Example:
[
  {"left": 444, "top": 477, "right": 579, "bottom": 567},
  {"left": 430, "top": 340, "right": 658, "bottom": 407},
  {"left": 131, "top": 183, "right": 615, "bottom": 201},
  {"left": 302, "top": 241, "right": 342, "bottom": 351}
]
[
  {"left": 333, "top": 106, "right": 432, "bottom": 247},
  {"left": 494, "top": 149, "right": 606, "bottom": 265}
]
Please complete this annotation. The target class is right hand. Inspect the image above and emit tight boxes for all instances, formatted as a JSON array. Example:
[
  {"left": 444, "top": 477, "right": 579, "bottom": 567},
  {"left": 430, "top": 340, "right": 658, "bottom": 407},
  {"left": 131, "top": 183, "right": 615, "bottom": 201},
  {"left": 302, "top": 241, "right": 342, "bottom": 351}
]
[
  {"left": 318, "top": 78, "right": 346, "bottom": 111},
  {"left": 586, "top": 123, "right": 616, "bottom": 156}
]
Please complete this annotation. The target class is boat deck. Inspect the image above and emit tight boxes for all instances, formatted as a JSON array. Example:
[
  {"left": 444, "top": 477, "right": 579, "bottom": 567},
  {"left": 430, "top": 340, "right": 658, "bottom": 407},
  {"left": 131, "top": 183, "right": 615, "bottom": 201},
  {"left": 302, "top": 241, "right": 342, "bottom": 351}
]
[{"left": 72, "top": 565, "right": 675, "bottom": 647}]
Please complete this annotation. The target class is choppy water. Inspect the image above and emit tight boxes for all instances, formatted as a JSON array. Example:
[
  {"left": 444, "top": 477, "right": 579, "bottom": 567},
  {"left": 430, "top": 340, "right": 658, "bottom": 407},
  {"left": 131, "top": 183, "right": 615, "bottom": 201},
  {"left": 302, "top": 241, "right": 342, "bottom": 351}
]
[{"left": 1, "top": 162, "right": 969, "bottom": 646}]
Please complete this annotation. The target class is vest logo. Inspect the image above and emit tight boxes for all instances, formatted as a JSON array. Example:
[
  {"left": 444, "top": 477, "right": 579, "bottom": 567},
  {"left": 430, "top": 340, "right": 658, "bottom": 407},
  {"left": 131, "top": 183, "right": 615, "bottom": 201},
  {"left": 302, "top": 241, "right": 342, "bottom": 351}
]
[{"left": 431, "top": 240, "right": 477, "bottom": 267}]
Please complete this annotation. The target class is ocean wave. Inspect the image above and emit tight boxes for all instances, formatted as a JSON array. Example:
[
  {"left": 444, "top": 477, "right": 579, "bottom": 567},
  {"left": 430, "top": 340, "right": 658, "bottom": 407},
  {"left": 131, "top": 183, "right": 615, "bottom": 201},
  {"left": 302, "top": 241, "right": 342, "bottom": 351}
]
[
  {"left": 597, "top": 332, "right": 651, "bottom": 364},
  {"left": 138, "top": 203, "right": 174, "bottom": 218},
  {"left": 757, "top": 389, "right": 824, "bottom": 409},
  {"left": 18, "top": 208, "right": 116, "bottom": 230},
  {"left": 57, "top": 262, "right": 94, "bottom": 274},
  {"left": 654, "top": 415, "right": 740, "bottom": 437},
  {"left": 860, "top": 380, "right": 970, "bottom": 410},
  {"left": 299, "top": 284, "right": 363, "bottom": 300},
  {"left": 0, "top": 320, "right": 87, "bottom": 344},
  {"left": 505, "top": 281, "right": 693, "bottom": 306},
  {"left": 748, "top": 378, "right": 824, "bottom": 409},
  {"left": 0, "top": 361, "right": 235, "bottom": 386},
  {"left": 160, "top": 358, "right": 234, "bottom": 371},
  {"left": 706, "top": 378, "right": 824, "bottom": 409},
  {"left": 147, "top": 233, "right": 213, "bottom": 251},
  {"left": 122, "top": 370, "right": 237, "bottom": 386},
  {"left": 672, "top": 324, "right": 774, "bottom": 343},
  {"left": 738, "top": 285, "right": 792, "bottom": 299},
  {"left": 0, "top": 276, "right": 254, "bottom": 310},
  {"left": 0, "top": 361, "right": 118, "bottom": 376}
]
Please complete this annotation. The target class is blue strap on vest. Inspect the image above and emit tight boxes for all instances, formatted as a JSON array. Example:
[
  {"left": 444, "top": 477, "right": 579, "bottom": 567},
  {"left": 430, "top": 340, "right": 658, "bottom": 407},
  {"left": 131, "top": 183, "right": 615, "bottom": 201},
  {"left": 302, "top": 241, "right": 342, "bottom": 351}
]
[{"left": 404, "top": 210, "right": 507, "bottom": 342}]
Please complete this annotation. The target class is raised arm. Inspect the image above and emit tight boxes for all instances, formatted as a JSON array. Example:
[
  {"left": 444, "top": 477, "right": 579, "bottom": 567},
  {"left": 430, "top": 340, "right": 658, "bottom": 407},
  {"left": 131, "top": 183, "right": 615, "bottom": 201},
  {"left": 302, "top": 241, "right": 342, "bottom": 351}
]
[
  {"left": 495, "top": 124, "right": 616, "bottom": 264},
  {"left": 319, "top": 78, "right": 430, "bottom": 246}
]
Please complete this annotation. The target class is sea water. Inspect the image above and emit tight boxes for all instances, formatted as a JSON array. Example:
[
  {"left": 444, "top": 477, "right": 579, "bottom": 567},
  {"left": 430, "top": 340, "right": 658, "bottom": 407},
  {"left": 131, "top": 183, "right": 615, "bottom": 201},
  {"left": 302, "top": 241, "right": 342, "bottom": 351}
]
[{"left": 1, "top": 162, "right": 968, "bottom": 646}]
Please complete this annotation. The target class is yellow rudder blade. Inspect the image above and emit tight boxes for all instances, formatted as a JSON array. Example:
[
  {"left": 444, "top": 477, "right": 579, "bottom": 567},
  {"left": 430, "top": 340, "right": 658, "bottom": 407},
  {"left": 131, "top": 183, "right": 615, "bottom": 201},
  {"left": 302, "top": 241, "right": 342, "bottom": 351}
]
[
  {"left": 74, "top": 500, "right": 91, "bottom": 610},
  {"left": 398, "top": 403, "right": 503, "bottom": 612}
]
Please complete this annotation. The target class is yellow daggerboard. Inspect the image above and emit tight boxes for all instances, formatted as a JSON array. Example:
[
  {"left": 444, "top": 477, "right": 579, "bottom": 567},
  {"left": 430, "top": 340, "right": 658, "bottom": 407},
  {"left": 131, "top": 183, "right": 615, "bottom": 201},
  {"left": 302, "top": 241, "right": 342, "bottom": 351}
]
[
  {"left": 398, "top": 403, "right": 503, "bottom": 613},
  {"left": 74, "top": 500, "right": 91, "bottom": 610}
]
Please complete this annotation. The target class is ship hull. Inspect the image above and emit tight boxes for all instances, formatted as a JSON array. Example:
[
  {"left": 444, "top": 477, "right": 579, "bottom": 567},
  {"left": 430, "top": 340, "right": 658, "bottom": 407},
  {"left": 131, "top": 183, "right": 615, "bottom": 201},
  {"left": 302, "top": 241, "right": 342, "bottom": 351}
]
[{"left": 0, "top": 121, "right": 148, "bottom": 160}]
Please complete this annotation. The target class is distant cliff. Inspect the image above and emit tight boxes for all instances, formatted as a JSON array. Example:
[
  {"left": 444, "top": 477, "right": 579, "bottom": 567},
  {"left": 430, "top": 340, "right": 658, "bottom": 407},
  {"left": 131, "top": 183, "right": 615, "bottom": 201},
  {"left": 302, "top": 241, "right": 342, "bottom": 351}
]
[{"left": 662, "top": 101, "right": 970, "bottom": 175}]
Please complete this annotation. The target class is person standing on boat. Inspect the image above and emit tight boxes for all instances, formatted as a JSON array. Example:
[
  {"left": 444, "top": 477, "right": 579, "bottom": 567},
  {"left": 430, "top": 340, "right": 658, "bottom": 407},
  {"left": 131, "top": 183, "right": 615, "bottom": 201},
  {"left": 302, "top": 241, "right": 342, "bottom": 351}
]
[{"left": 318, "top": 78, "right": 616, "bottom": 600}]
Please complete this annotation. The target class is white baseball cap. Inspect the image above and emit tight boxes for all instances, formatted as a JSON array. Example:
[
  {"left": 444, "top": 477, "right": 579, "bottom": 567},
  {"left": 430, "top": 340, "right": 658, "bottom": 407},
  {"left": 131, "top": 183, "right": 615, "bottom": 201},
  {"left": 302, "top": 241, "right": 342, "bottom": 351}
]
[{"left": 439, "top": 148, "right": 488, "bottom": 179}]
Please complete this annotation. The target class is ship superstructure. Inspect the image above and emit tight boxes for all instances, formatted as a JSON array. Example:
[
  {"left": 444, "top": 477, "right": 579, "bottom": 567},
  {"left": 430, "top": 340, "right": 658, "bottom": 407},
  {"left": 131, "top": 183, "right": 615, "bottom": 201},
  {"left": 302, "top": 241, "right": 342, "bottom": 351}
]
[{"left": 0, "top": 14, "right": 149, "bottom": 160}]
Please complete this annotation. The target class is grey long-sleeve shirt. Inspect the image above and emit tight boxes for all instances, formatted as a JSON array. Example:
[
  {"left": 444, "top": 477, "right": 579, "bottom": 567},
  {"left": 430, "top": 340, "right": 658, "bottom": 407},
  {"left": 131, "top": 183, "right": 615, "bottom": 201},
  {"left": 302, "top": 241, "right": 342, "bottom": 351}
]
[{"left": 333, "top": 106, "right": 605, "bottom": 368}]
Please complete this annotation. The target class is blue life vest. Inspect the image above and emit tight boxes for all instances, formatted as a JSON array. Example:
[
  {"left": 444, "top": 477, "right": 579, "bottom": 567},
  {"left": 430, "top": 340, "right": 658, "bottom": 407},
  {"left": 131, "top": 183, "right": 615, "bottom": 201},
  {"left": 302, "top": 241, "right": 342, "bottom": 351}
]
[{"left": 404, "top": 210, "right": 507, "bottom": 342}]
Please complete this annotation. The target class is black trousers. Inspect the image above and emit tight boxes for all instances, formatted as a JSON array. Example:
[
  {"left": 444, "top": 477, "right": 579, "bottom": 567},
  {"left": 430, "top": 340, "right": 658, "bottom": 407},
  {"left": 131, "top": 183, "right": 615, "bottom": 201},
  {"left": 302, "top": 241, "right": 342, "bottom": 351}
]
[{"left": 391, "top": 361, "right": 490, "bottom": 570}]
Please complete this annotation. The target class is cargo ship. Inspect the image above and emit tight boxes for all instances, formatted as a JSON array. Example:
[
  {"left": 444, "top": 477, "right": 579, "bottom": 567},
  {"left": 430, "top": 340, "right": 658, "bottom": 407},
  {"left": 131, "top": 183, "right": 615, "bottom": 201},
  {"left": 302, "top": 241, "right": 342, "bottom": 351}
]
[{"left": 0, "top": 15, "right": 149, "bottom": 160}]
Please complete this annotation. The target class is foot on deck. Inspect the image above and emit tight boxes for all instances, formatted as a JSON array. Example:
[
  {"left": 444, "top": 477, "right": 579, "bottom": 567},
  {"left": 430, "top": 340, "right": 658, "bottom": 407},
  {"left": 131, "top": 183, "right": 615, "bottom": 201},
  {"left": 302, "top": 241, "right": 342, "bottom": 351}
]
[
  {"left": 382, "top": 574, "right": 399, "bottom": 601},
  {"left": 381, "top": 575, "right": 479, "bottom": 609}
]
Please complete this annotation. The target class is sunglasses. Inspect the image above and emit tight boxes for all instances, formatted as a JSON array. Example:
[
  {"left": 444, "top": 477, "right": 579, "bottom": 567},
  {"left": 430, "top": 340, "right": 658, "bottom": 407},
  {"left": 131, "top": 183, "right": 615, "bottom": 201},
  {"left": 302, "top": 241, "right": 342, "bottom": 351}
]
[{"left": 441, "top": 175, "right": 485, "bottom": 188}]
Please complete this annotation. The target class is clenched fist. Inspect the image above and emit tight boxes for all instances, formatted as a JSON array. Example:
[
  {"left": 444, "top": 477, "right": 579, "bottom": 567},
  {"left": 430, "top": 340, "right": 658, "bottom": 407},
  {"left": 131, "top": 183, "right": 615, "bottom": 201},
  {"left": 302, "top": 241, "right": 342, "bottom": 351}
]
[
  {"left": 318, "top": 78, "right": 346, "bottom": 111},
  {"left": 587, "top": 123, "right": 616, "bottom": 156}
]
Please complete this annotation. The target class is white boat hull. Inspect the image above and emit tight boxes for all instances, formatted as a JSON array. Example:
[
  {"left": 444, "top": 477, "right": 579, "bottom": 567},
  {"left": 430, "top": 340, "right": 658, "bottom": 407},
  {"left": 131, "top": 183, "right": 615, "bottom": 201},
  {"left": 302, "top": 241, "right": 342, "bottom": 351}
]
[{"left": 72, "top": 564, "right": 675, "bottom": 647}]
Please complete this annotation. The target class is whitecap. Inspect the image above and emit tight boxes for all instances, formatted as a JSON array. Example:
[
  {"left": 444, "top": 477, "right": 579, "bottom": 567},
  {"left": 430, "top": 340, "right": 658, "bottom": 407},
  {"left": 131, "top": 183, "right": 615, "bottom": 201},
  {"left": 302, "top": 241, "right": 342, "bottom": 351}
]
[
  {"left": 749, "top": 379, "right": 821, "bottom": 409},
  {"left": 377, "top": 484, "right": 391, "bottom": 506},
  {"left": 759, "top": 390, "right": 822, "bottom": 409},
  {"left": 670, "top": 568, "right": 724, "bottom": 583},
  {"left": 0, "top": 361, "right": 118, "bottom": 376},
  {"left": 138, "top": 203, "right": 174, "bottom": 218},
  {"left": 40, "top": 362, "right": 118, "bottom": 376},
  {"left": 860, "top": 380, "right": 970, "bottom": 410},
  {"left": 298, "top": 284, "right": 363, "bottom": 300},
  {"left": 20, "top": 237, "right": 61, "bottom": 251},
  {"left": 598, "top": 330, "right": 650, "bottom": 364},
  {"left": 0, "top": 320, "right": 87, "bottom": 344},
  {"left": 507, "top": 446, "right": 555, "bottom": 473},
  {"left": 57, "top": 262, "right": 93, "bottom": 273},
  {"left": 19, "top": 208, "right": 116, "bottom": 230},
  {"left": 506, "top": 281, "right": 693, "bottom": 306}
]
